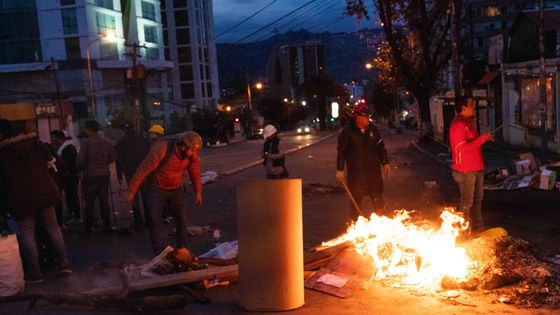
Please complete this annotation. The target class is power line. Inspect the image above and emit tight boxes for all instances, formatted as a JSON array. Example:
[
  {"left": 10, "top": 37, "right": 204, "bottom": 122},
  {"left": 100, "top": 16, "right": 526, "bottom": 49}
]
[
  {"left": 213, "top": 0, "right": 279, "bottom": 41},
  {"left": 252, "top": 0, "right": 339, "bottom": 42},
  {"left": 233, "top": 0, "right": 321, "bottom": 44}
]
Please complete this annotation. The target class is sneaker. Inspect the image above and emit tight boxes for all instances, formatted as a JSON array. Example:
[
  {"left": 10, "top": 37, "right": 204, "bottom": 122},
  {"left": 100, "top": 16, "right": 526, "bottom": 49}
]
[
  {"left": 25, "top": 275, "right": 44, "bottom": 284},
  {"left": 60, "top": 266, "right": 73, "bottom": 275}
]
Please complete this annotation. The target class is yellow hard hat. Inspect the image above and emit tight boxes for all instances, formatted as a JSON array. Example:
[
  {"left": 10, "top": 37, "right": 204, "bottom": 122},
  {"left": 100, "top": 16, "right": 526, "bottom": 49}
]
[{"left": 148, "top": 124, "right": 164, "bottom": 135}]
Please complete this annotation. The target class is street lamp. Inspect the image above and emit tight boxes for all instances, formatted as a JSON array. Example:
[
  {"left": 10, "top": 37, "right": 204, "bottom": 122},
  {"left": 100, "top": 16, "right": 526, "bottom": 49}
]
[{"left": 86, "top": 31, "right": 116, "bottom": 118}]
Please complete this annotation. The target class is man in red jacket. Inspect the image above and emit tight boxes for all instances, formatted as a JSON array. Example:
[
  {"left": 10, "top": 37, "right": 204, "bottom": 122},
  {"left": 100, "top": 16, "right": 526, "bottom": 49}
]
[
  {"left": 127, "top": 131, "right": 203, "bottom": 255},
  {"left": 449, "top": 96, "right": 493, "bottom": 233}
]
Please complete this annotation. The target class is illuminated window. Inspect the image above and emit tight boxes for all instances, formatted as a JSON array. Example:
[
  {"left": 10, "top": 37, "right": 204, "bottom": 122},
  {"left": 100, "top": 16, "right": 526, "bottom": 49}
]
[{"left": 486, "top": 6, "right": 501, "bottom": 17}]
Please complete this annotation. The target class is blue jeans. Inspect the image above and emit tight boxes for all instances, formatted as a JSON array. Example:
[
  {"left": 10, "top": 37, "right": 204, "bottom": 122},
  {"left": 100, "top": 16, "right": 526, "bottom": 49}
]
[
  {"left": 145, "top": 186, "right": 189, "bottom": 255},
  {"left": 452, "top": 170, "right": 484, "bottom": 231},
  {"left": 16, "top": 206, "right": 69, "bottom": 277}
]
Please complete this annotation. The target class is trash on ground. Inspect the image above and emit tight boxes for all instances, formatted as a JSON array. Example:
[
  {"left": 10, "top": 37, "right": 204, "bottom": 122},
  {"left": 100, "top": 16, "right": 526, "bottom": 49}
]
[{"left": 201, "top": 171, "right": 218, "bottom": 184}]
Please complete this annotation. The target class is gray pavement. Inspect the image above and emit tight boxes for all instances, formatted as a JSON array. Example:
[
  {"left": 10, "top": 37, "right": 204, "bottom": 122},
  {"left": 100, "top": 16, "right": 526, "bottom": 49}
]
[{"left": 2, "top": 125, "right": 560, "bottom": 314}]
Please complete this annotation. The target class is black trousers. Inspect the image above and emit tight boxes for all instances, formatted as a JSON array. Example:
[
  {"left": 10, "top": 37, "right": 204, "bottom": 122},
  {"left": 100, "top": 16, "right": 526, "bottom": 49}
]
[
  {"left": 83, "top": 175, "right": 110, "bottom": 231},
  {"left": 64, "top": 175, "right": 81, "bottom": 219}
]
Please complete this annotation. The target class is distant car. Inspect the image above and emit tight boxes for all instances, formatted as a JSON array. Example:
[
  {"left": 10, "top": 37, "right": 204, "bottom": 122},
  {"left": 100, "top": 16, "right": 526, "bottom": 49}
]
[
  {"left": 245, "top": 127, "right": 264, "bottom": 140},
  {"left": 296, "top": 125, "right": 313, "bottom": 135}
]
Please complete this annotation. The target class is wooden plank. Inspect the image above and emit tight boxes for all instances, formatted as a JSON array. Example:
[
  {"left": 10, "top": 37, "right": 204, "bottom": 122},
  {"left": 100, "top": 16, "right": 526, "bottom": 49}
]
[{"left": 85, "top": 265, "right": 238, "bottom": 295}]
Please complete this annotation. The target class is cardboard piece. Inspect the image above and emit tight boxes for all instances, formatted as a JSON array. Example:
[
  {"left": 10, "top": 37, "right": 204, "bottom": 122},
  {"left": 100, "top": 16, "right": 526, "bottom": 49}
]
[
  {"left": 304, "top": 248, "right": 375, "bottom": 299},
  {"left": 519, "top": 152, "right": 538, "bottom": 169},
  {"left": 515, "top": 160, "right": 532, "bottom": 175},
  {"left": 539, "top": 169, "right": 557, "bottom": 190}
]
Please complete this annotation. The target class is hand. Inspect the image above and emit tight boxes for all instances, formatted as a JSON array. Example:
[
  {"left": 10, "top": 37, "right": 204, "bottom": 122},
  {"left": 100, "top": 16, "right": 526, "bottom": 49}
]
[
  {"left": 195, "top": 191, "right": 203, "bottom": 206},
  {"left": 336, "top": 170, "right": 345, "bottom": 181},
  {"left": 382, "top": 164, "right": 391, "bottom": 178},
  {"left": 126, "top": 192, "right": 135, "bottom": 205},
  {"left": 482, "top": 132, "right": 495, "bottom": 142}
]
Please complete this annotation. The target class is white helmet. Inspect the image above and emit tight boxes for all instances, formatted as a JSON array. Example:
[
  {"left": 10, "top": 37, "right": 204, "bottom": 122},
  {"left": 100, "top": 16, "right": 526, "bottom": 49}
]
[{"left": 263, "top": 124, "right": 277, "bottom": 139}]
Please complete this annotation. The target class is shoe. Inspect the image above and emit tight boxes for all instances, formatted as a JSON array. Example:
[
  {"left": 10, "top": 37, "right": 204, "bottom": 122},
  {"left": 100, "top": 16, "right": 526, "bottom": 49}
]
[
  {"left": 25, "top": 275, "right": 44, "bottom": 284},
  {"left": 60, "top": 265, "right": 73, "bottom": 275}
]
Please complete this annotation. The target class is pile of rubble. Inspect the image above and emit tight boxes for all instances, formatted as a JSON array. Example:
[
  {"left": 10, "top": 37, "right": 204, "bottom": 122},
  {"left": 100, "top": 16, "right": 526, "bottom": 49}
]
[{"left": 457, "top": 236, "right": 560, "bottom": 307}]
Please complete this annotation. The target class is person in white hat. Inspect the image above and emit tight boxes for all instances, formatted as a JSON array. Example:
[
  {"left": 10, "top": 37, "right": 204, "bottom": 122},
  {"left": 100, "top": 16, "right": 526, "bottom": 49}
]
[{"left": 262, "top": 124, "right": 288, "bottom": 179}]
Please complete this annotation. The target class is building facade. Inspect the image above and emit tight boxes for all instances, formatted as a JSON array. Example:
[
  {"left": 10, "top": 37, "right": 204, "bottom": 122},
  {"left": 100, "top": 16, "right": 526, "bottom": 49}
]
[
  {"left": 466, "top": 0, "right": 560, "bottom": 61},
  {"left": 161, "top": 0, "right": 220, "bottom": 113},
  {"left": 267, "top": 42, "right": 325, "bottom": 100},
  {"left": 0, "top": 0, "right": 222, "bottom": 140}
]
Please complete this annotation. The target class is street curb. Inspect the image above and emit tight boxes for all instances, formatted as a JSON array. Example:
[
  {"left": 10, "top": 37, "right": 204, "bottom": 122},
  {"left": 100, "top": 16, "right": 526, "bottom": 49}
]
[
  {"left": 410, "top": 141, "right": 450, "bottom": 168},
  {"left": 220, "top": 131, "right": 340, "bottom": 177}
]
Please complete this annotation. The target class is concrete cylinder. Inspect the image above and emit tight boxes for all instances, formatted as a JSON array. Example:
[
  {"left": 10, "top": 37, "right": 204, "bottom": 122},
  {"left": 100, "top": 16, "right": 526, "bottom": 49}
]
[{"left": 237, "top": 179, "right": 304, "bottom": 311}]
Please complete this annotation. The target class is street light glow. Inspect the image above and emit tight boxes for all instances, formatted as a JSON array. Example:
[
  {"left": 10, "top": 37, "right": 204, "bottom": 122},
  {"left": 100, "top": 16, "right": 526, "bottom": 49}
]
[
  {"left": 301, "top": 100, "right": 307, "bottom": 106},
  {"left": 365, "top": 63, "right": 373, "bottom": 69},
  {"left": 104, "top": 30, "right": 117, "bottom": 42},
  {"left": 255, "top": 82, "right": 263, "bottom": 89},
  {"left": 226, "top": 105, "right": 231, "bottom": 112},
  {"left": 283, "top": 98, "right": 288, "bottom": 103},
  {"left": 331, "top": 102, "right": 339, "bottom": 118}
]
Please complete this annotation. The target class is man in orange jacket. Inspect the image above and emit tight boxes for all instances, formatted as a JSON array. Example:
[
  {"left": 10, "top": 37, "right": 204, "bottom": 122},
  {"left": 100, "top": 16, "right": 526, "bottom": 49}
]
[
  {"left": 449, "top": 96, "right": 493, "bottom": 233},
  {"left": 127, "top": 131, "right": 203, "bottom": 255}
]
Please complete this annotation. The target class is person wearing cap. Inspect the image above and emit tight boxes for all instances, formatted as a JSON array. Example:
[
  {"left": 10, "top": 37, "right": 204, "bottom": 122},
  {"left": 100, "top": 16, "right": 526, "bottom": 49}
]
[
  {"left": 0, "top": 119, "right": 72, "bottom": 284},
  {"left": 336, "top": 103, "right": 391, "bottom": 221},
  {"left": 127, "top": 131, "right": 203, "bottom": 255},
  {"left": 148, "top": 124, "right": 164, "bottom": 144},
  {"left": 77, "top": 120, "right": 115, "bottom": 234},
  {"left": 262, "top": 124, "right": 288, "bottom": 179},
  {"left": 51, "top": 130, "right": 81, "bottom": 225},
  {"left": 116, "top": 122, "right": 150, "bottom": 226}
]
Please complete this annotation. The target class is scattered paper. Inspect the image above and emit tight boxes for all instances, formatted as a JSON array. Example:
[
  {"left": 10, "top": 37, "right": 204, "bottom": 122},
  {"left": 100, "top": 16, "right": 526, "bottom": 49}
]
[
  {"left": 317, "top": 273, "right": 350, "bottom": 288},
  {"left": 199, "top": 241, "right": 238, "bottom": 260}
]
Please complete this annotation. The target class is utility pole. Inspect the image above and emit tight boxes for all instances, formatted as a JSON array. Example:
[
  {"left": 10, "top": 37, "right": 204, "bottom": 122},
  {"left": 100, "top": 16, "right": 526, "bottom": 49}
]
[
  {"left": 538, "top": 0, "right": 549, "bottom": 162},
  {"left": 50, "top": 57, "right": 63, "bottom": 123},
  {"left": 125, "top": 42, "right": 147, "bottom": 131},
  {"left": 451, "top": 0, "right": 462, "bottom": 100}
]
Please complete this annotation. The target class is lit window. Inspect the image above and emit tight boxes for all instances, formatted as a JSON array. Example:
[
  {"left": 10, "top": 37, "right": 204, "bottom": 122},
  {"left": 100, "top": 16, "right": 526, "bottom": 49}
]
[
  {"left": 486, "top": 6, "right": 501, "bottom": 17},
  {"left": 96, "top": 12, "right": 116, "bottom": 33}
]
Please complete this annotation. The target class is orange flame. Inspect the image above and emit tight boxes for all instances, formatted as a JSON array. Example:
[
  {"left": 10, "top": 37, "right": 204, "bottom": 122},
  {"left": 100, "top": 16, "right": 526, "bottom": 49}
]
[{"left": 323, "top": 208, "right": 475, "bottom": 288}]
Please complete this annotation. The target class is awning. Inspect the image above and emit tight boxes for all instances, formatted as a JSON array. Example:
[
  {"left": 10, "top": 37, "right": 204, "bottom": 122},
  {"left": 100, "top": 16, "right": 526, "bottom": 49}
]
[{"left": 476, "top": 70, "right": 500, "bottom": 86}]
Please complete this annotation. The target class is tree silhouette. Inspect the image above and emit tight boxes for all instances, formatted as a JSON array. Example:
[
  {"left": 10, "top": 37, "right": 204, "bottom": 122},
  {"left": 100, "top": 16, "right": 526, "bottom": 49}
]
[{"left": 346, "top": 0, "right": 452, "bottom": 134}]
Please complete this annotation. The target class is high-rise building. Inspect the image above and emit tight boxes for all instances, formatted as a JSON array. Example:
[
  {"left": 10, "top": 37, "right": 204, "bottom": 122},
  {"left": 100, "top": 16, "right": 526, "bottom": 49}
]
[
  {"left": 160, "top": 0, "right": 220, "bottom": 111},
  {"left": 267, "top": 42, "right": 325, "bottom": 99}
]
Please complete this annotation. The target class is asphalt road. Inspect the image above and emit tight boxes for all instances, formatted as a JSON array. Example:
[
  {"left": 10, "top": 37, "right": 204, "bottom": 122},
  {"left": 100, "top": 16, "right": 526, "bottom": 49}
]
[{"left": 2, "top": 127, "right": 560, "bottom": 314}]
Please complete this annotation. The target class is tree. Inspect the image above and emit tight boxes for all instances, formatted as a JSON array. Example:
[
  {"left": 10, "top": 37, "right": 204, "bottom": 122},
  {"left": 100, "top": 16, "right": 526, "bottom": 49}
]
[
  {"left": 296, "top": 74, "right": 349, "bottom": 130},
  {"left": 346, "top": 0, "right": 452, "bottom": 134}
]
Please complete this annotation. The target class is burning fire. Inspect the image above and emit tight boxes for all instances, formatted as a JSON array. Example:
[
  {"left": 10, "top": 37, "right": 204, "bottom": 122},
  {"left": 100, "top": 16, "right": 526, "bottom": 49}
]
[{"left": 323, "top": 208, "right": 476, "bottom": 288}]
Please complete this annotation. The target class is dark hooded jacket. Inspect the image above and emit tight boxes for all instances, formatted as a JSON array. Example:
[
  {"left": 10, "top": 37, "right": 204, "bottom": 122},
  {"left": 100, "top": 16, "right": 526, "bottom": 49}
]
[
  {"left": 337, "top": 120, "right": 389, "bottom": 194},
  {"left": 0, "top": 133, "right": 62, "bottom": 219}
]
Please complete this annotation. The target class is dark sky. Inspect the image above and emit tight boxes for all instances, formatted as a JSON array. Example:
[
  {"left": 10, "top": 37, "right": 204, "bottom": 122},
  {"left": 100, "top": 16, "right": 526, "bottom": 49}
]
[{"left": 212, "top": 0, "right": 378, "bottom": 43}]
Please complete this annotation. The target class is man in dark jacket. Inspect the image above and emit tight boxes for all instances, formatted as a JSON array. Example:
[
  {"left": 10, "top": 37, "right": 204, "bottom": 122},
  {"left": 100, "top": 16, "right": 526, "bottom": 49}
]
[
  {"left": 0, "top": 119, "right": 71, "bottom": 284},
  {"left": 336, "top": 103, "right": 391, "bottom": 221},
  {"left": 77, "top": 120, "right": 115, "bottom": 233},
  {"left": 51, "top": 130, "right": 81, "bottom": 225},
  {"left": 116, "top": 122, "right": 150, "bottom": 225}
]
